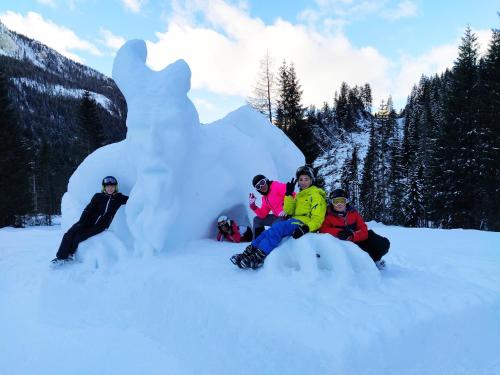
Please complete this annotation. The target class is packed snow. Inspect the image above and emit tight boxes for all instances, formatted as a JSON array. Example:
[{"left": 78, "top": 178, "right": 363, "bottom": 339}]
[{"left": 1, "top": 39, "right": 499, "bottom": 374}]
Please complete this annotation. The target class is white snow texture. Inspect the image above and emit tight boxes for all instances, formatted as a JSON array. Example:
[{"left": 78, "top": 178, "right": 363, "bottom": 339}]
[{"left": 1, "top": 39, "right": 499, "bottom": 375}]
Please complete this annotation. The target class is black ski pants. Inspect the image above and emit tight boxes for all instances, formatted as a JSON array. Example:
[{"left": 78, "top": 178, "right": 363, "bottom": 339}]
[
  {"left": 355, "top": 230, "right": 390, "bottom": 262},
  {"left": 56, "top": 222, "right": 104, "bottom": 259}
]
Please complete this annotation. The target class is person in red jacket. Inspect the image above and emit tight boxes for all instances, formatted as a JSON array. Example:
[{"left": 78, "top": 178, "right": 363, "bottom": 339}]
[
  {"left": 216, "top": 215, "right": 253, "bottom": 243},
  {"left": 249, "top": 174, "right": 288, "bottom": 239},
  {"left": 320, "top": 188, "right": 389, "bottom": 269}
]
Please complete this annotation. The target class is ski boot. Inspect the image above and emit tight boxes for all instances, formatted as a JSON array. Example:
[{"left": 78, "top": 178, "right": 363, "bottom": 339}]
[
  {"left": 230, "top": 244, "right": 255, "bottom": 268},
  {"left": 239, "top": 247, "right": 267, "bottom": 270},
  {"left": 375, "top": 259, "right": 386, "bottom": 270}
]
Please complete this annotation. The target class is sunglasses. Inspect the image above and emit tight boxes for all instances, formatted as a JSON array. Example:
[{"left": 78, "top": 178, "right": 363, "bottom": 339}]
[
  {"left": 254, "top": 178, "right": 267, "bottom": 191},
  {"left": 331, "top": 197, "right": 347, "bottom": 205},
  {"left": 103, "top": 177, "right": 117, "bottom": 185}
]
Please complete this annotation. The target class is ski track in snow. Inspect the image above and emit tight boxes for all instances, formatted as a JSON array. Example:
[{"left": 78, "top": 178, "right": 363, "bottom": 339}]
[{"left": 1, "top": 225, "right": 499, "bottom": 375}]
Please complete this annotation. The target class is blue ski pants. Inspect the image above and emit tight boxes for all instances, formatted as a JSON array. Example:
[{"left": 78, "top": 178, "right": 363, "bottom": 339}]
[{"left": 252, "top": 218, "right": 304, "bottom": 254}]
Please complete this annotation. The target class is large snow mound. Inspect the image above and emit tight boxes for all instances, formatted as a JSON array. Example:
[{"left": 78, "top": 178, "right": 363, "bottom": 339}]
[{"left": 61, "top": 39, "right": 303, "bottom": 257}]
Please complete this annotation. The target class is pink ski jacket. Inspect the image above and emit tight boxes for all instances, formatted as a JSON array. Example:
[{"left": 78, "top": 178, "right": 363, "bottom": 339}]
[{"left": 251, "top": 181, "right": 288, "bottom": 219}]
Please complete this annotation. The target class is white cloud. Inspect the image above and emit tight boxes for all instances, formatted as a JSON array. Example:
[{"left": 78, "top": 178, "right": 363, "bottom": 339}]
[
  {"left": 99, "top": 28, "right": 126, "bottom": 51},
  {"left": 122, "top": 0, "right": 147, "bottom": 13},
  {"left": 393, "top": 28, "right": 493, "bottom": 106},
  {"left": 145, "top": 0, "right": 392, "bottom": 111},
  {"left": 382, "top": 0, "right": 418, "bottom": 21},
  {"left": 36, "top": 0, "right": 57, "bottom": 7},
  {"left": 0, "top": 11, "right": 101, "bottom": 63}
]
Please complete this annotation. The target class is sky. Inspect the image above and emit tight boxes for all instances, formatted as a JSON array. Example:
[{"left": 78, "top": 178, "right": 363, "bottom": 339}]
[{"left": 0, "top": 0, "right": 497, "bottom": 123}]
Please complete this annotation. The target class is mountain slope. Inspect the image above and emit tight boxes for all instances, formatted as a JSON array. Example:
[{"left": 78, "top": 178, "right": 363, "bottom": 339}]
[{"left": 0, "top": 21, "right": 127, "bottom": 216}]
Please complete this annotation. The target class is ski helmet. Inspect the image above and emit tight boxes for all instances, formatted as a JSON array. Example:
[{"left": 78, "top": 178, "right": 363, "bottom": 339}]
[
  {"left": 102, "top": 176, "right": 118, "bottom": 193},
  {"left": 330, "top": 188, "right": 348, "bottom": 199},
  {"left": 217, "top": 215, "right": 230, "bottom": 227},
  {"left": 252, "top": 174, "right": 269, "bottom": 191},
  {"left": 295, "top": 165, "right": 315, "bottom": 183},
  {"left": 102, "top": 176, "right": 118, "bottom": 186},
  {"left": 329, "top": 188, "right": 349, "bottom": 205}
]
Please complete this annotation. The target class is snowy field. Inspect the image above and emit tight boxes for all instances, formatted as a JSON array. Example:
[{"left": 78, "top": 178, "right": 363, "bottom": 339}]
[
  {"left": 2, "top": 39, "right": 499, "bottom": 375},
  {"left": 1, "top": 224, "right": 499, "bottom": 375}
]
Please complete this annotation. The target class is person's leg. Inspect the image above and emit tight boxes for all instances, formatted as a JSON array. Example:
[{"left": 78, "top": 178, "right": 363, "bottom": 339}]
[
  {"left": 255, "top": 219, "right": 300, "bottom": 255},
  {"left": 56, "top": 224, "right": 102, "bottom": 259},
  {"left": 356, "top": 230, "right": 390, "bottom": 262},
  {"left": 56, "top": 223, "right": 82, "bottom": 259},
  {"left": 253, "top": 215, "right": 277, "bottom": 239}
]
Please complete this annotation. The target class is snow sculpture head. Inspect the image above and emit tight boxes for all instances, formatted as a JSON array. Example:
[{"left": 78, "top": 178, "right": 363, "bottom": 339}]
[{"left": 112, "top": 40, "right": 199, "bottom": 255}]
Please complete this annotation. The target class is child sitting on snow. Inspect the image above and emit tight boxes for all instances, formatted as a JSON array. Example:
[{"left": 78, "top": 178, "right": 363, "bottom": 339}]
[
  {"left": 319, "top": 188, "right": 389, "bottom": 270},
  {"left": 216, "top": 215, "right": 253, "bottom": 243},
  {"left": 230, "top": 165, "right": 327, "bottom": 269},
  {"left": 51, "top": 176, "right": 128, "bottom": 265}
]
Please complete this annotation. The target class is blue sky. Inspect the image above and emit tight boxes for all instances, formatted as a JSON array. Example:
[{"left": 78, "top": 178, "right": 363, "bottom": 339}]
[{"left": 1, "top": 0, "right": 497, "bottom": 122}]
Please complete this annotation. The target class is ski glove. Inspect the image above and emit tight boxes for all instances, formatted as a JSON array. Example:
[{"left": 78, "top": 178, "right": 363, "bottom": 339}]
[
  {"left": 278, "top": 210, "right": 287, "bottom": 217},
  {"left": 292, "top": 223, "right": 309, "bottom": 239},
  {"left": 249, "top": 193, "right": 258, "bottom": 210},
  {"left": 337, "top": 230, "right": 353, "bottom": 241},
  {"left": 286, "top": 178, "right": 296, "bottom": 196}
]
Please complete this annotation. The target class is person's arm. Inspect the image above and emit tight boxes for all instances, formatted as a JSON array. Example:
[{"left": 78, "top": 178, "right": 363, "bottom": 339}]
[
  {"left": 283, "top": 195, "right": 296, "bottom": 216},
  {"left": 252, "top": 196, "right": 271, "bottom": 219},
  {"left": 319, "top": 215, "right": 342, "bottom": 237},
  {"left": 230, "top": 222, "right": 242, "bottom": 243},
  {"left": 217, "top": 231, "right": 223, "bottom": 241},
  {"left": 120, "top": 193, "right": 129, "bottom": 205},
  {"left": 78, "top": 193, "right": 99, "bottom": 225},
  {"left": 351, "top": 211, "right": 369, "bottom": 242}
]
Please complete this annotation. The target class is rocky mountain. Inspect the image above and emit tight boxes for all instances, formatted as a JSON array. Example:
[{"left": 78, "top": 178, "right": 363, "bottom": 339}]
[{"left": 0, "top": 21, "right": 127, "bottom": 217}]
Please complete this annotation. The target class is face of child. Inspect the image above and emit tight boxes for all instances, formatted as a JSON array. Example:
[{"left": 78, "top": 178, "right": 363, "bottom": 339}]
[
  {"left": 333, "top": 202, "right": 347, "bottom": 212},
  {"left": 104, "top": 184, "right": 116, "bottom": 195},
  {"left": 298, "top": 175, "right": 312, "bottom": 190}
]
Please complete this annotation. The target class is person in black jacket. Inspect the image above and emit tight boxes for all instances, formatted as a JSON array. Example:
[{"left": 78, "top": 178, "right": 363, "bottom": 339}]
[{"left": 51, "top": 176, "right": 128, "bottom": 264}]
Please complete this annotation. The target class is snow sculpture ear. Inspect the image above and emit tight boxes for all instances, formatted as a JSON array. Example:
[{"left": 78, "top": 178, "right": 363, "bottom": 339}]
[
  {"left": 157, "top": 59, "right": 191, "bottom": 96},
  {"left": 112, "top": 39, "right": 149, "bottom": 99}
]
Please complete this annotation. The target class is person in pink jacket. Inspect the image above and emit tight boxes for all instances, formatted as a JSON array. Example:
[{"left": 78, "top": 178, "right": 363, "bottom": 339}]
[{"left": 249, "top": 174, "right": 288, "bottom": 239}]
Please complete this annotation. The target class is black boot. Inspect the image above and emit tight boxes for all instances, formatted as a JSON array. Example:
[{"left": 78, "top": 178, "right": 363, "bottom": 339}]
[
  {"left": 230, "top": 244, "right": 255, "bottom": 267},
  {"left": 239, "top": 248, "right": 267, "bottom": 269}
]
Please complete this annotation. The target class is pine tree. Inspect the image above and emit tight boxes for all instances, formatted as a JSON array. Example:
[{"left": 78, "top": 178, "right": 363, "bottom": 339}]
[
  {"left": 477, "top": 23, "right": 500, "bottom": 230},
  {"left": 360, "top": 120, "right": 378, "bottom": 220},
  {"left": 247, "top": 51, "right": 275, "bottom": 123},
  {"left": 78, "top": 91, "right": 104, "bottom": 156},
  {"left": 340, "top": 146, "right": 360, "bottom": 208},
  {"left": 0, "top": 70, "right": 32, "bottom": 227},
  {"left": 275, "top": 61, "right": 319, "bottom": 163},
  {"left": 435, "top": 26, "right": 481, "bottom": 228}
]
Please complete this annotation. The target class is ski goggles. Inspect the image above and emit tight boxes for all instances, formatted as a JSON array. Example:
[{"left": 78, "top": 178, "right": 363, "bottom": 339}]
[
  {"left": 331, "top": 197, "right": 347, "bottom": 205},
  {"left": 102, "top": 176, "right": 117, "bottom": 185},
  {"left": 254, "top": 178, "right": 267, "bottom": 191}
]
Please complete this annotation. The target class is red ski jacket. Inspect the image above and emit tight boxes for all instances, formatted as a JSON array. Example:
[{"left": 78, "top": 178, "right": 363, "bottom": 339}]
[
  {"left": 319, "top": 206, "right": 368, "bottom": 242},
  {"left": 217, "top": 220, "right": 250, "bottom": 243}
]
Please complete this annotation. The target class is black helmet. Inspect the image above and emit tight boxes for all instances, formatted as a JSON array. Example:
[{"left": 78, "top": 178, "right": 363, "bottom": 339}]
[
  {"left": 102, "top": 176, "right": 118, "bottom": 186},
  {"left": 252, "top": 174, "right": 269, "bottom": 192},
  {"left": 252, "top": 174, "right": 267, "bottom": 187},
  {"left": 295, "top": 165, "right": 315, "bottom": 183},
  {"left": 330, "top": 188, "right": 348, "bottom": 200}
]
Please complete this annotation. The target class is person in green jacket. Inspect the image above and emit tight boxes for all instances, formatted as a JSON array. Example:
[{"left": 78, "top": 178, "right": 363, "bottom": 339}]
[{"left": 231, "top": 165, "right": 327, "bottom": 269}]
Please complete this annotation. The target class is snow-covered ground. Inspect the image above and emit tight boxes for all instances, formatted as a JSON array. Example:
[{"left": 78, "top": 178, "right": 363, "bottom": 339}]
[
  {"left": 2, "top": 39, "right": 499, "bottom": 375},
  {"left": 1, "top": 224, "right": 499, "bottom": 375}
]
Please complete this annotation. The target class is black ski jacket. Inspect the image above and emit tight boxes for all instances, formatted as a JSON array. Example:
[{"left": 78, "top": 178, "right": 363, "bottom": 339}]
[{"left": 78, "top": 192, "right": 128, "bottom": 230}]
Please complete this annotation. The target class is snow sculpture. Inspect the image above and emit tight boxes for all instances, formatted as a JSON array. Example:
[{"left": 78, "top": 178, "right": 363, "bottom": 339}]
[{"left": 60, "top": 39, "right": 303, "bottom": 256}]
